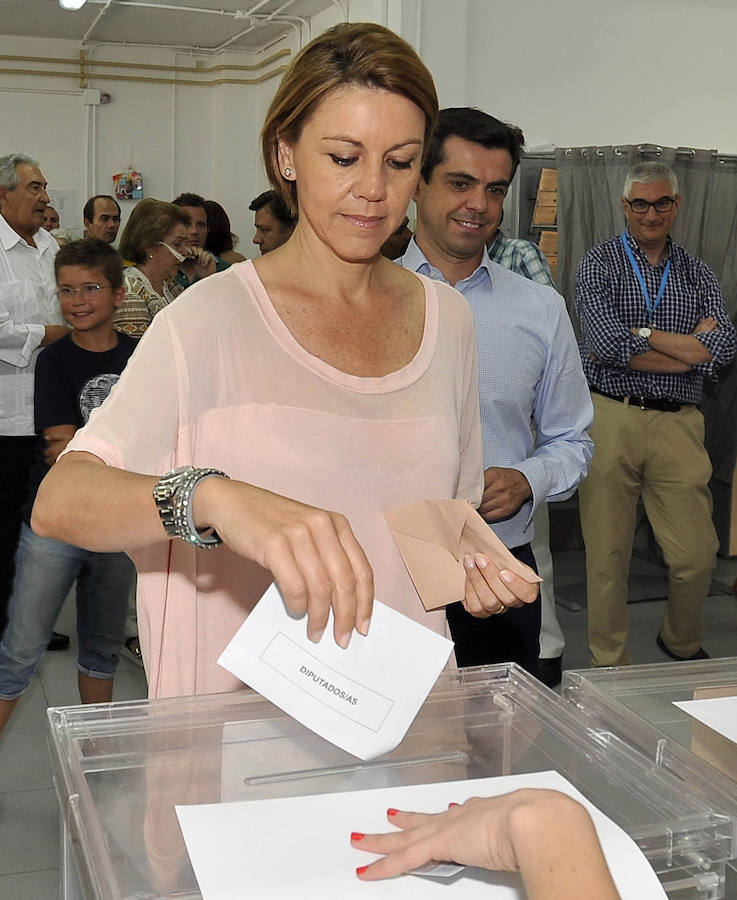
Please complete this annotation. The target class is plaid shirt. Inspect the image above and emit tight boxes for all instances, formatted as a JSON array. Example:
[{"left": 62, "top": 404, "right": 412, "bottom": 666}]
[
  {"left": 488, "top": 232, "right": 556, "bottom": 288},
  {"left": 576, "top": 230, "right": 736, "bottom": 403}
]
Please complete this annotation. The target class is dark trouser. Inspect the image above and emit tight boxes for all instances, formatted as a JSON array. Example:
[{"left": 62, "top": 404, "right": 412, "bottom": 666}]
[
  {"left": 0, "top": 436, "right": 38, "bottom": 638},
  {"left": 446, "top": 542, "right": 541, "bottom": 677}
]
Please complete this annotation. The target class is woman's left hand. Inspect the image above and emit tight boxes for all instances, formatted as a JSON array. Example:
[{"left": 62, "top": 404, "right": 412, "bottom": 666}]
[
  {"left": 190, "top": 247, "right": 217, "bottom": 279},
  {"left": 462, "top": 553, "right": 538, "bottom": 617}
]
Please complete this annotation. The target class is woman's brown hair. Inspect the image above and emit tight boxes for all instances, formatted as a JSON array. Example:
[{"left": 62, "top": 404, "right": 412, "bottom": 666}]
[
  {"left": 119, "top": 198, "right": 191, "bottom": 266},
  {"left": 261, "top": 22, "right": 438, "bottom": 215}
]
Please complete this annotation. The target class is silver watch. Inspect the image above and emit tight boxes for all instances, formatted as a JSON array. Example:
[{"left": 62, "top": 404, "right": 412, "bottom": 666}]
[
  {"left": 153, "top": 465, "right": 229, "bottom": 549},
  {"left": 638, "top": 327, "right": 652, "bottom": 339}
]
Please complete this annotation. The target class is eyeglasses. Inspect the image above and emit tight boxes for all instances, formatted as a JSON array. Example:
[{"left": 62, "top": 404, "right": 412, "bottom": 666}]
[
  {"left": 158, "top": 241, "right": 188, "bottom": 263},
  {"left": 624, "top": 197, "right": 676, "bottom": 214},
  {"left": 55, "top": 283, "right": 109, "bottom": 298}
]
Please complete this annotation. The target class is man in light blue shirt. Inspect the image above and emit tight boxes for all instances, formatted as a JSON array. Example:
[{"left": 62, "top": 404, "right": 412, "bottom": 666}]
[{"left": 400, "top": 108, "right": 593, "bottom": 680}]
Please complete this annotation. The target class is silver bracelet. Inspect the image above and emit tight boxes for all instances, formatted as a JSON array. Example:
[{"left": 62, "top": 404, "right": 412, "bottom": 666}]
[{"left": 153, "top": 466, "right": 230, "bottom": 550}]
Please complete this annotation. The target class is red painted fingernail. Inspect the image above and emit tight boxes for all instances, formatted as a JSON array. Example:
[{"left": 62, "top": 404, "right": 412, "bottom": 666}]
[
  {"left": 351, "top": 832, "right": 365, "bottom": 841},
  {"left": 356, "top": 865, "right": 369, "bottom": 875},
  {"left": 387, "top": 807, "right": 399, "bottom": 817},
  {"left": 448, "top": 802, "right": 460, "bottom": 807}
]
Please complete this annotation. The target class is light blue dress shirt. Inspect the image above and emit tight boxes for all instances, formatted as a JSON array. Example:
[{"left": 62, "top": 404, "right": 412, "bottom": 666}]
[{"left": 400, "top": 239, "right": 593, "bottom": 548}]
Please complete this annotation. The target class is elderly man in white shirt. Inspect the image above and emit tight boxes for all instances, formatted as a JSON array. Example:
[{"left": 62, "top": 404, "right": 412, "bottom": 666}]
[{"left": 0, "top": 152, "right": 67, "bottom": 636}]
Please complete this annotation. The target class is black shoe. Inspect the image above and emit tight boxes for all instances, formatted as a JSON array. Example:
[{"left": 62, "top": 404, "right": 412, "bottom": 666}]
[
  {"left": 121, "top": 635, "right": 144, "bottom": 668},
  {"left": 47, "top": 631, "right": 70, "bottom": 651},
  {"left": 656, "top": 633, "right": 710, "bottom": 662},
  {"left": 537, "top": 654, "right": 563, "bottom": 688}
]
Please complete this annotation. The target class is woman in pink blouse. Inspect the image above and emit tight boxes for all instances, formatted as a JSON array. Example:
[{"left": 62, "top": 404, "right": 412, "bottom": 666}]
[{"left": 33, "top": 23, "right": 538, "bottom": 699}]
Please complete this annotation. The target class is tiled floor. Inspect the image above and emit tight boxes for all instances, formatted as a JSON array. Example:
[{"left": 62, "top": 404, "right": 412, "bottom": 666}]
[
  {"left": 0, "top": 593, "right": 147, "bottom": 900},
  {"left": 0, "top": 551, "right": 735, "bottom": 900}
]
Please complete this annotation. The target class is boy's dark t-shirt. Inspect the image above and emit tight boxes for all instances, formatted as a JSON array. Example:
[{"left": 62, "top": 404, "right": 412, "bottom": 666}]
[{"left": 23, "top": 333, "right": 137, "bottom": 524}]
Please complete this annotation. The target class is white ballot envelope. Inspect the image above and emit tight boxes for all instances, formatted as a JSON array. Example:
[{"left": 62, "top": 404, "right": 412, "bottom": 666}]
[
  {"left": 176, "top": 770, "right": 667, "bottom": 899},
  {"left": 217, "top": 582, "right": 454, "bottom": 761},
  {"left": 674, "top": 695, "right": 737, "bottom": 744}
]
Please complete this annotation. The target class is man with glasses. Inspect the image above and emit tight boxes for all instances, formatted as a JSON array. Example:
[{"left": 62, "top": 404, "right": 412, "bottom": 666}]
[
  {"left": 576, "top": 160, "right": 736, "bottom": 667},
  {"left": 0, "top": 153, "right": 69, "bottom": 642}
]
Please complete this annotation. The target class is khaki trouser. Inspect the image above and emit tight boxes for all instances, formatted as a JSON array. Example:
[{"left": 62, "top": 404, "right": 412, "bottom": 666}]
[{"left": 579, "top": 392, "right": 718, "bottom": 667}]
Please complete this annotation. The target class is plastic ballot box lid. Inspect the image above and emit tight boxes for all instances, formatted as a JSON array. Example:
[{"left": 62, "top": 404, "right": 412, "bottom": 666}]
[{"left": 563, "top": 658, "right": 737, "bottom": 817}]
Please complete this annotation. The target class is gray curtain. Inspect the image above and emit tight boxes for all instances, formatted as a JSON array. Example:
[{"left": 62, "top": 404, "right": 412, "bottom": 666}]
[
  {"left": 555, "top": 143, "right": 737, "bottom": 534},
  {"left": 556, "top": 145, "right": 636, "bottom": 323}
]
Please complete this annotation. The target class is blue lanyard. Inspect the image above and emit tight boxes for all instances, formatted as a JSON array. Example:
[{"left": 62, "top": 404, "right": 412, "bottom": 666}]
[{"left": 621, "top": 232, "right": 670, "bottom": 324}]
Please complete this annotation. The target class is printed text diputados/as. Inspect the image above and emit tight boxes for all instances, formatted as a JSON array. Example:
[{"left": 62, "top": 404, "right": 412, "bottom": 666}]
[{"left": 299, "top": 665, "right": 359, "bottom": 705}]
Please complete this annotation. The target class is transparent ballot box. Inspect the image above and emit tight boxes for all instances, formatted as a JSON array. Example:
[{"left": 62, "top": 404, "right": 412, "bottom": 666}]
[
  {"left": 48, "top": 663, "right": 736, "bottom": 900},
  {"left": 563, "top": 658, "right": 737, "bottom": 899},
  {"left": 562, "top": 659, "right": 737, "bottom": 803}
]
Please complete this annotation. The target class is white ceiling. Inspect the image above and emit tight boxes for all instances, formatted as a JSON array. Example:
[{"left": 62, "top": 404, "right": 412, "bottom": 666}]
[{"left": 1, "top": 0, "right": 345, "bottom": 53}]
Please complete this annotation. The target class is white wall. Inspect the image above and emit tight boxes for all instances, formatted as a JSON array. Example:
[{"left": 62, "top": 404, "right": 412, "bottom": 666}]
[
  {"left": 1, "top": 0, "right": 735, "bottom": 254},
  {"left": 457, "top": 0, "right": 737, "bottom": 153},
  {"left": 0, "top": 33, "right": 292, "bottom": 250},
  {"left": 316, "top": 0, "right": 737, "bottom": 154}
]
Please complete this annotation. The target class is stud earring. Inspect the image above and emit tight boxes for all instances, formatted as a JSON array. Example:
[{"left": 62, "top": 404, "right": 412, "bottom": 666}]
[{"left": 284, "top": 167, "right": 293, "bottom": 178}]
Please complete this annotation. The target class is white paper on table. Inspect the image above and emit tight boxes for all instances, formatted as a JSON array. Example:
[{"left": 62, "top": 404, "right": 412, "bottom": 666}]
[
  {"left": 674, "top": 696, "right": 737, "bottom": 744},
  {"left": 217, "top": 582, "right": 453, "bottom": 761},
  {"left": 176, "top": 770, "right": 667, "bottom": 900}
]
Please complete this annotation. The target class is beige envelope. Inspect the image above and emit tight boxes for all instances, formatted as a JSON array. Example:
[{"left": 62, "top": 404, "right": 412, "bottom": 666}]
[{"left": 385, "top": 498, "right": 542, "bottom": 611}]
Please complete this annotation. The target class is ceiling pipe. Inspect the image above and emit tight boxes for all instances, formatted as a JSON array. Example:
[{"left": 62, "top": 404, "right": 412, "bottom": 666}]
[
  {"left": 0, "top": 49, "right": 289, "bottom": 77},
  {"left": 86, "top": 38, "right": 256, "bottom": 56},
  {"left": 81, "top": 0, "right": 114, "bottom": 46},
  {"left": 81, "top": 0, "right": 312, "bottom": 54},
  {"left": 258, "top": 31, "right": 291, "bottom": 54},
  {"left": 83, "top": 49, "right": 289, "bottom": 73},
  {"left": 0, "top": 65, "right": 287, "bottom": 86},
  {"left": 213, "top": 4, "right": 302, "bottom": 53},
  {"left": 86, "top": 0, "right": 252, "bottom": 17}
]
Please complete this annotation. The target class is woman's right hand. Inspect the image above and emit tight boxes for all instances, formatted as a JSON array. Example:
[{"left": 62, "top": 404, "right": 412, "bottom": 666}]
[{"left": 194, "top": 478, "right": 374, "bottom": 648}]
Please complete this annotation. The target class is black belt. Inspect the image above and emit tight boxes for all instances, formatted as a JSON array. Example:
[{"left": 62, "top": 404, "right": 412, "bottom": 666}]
[
  {"left": 590, "top": 386, "right": 691, "bottom": 413},
  {"left": 509, "top": 543, "right": 531, "bottom": 556}
]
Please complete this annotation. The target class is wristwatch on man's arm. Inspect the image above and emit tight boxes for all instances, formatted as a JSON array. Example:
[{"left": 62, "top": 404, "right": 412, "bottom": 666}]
[{"left": 153, "top": 465, "right": 230, "bottom": 549}]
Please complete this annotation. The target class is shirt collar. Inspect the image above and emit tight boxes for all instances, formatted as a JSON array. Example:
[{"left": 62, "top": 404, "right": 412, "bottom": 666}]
[
  {"left": 400, "top": 236, "right": 494, "bottom": 288},
  {"left": 0, "top": 213, "right": 56, "bottom": 254}
]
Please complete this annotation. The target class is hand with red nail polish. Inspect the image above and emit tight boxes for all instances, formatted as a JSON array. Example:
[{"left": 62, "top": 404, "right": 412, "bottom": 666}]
[{"left": 353, "top": 790, "right": 620, "bottom": 900}]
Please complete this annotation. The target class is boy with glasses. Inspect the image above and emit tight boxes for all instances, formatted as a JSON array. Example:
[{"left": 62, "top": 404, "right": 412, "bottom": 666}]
[
  {"left": 576, "top": 161, "right": 736, "bottom": 668},
  {"left": 0, "top": 239, "right": 137, "bottom": 736}
]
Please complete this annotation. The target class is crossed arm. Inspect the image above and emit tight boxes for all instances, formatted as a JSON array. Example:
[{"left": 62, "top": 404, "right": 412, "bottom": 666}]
[
  {"left": 576, "top": 251, "right": 734, "bottom": 377},
  {"left": 629, "top": 317, "right": 715, "bottom": 372}
]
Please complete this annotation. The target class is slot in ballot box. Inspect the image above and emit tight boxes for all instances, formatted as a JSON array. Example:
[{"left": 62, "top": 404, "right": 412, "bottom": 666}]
[
  {"left": 563, "top": 658, "right": 737, "bottom": 896},
  {"left": 48, "top": 663, "right": 736, "bottom": 900}
]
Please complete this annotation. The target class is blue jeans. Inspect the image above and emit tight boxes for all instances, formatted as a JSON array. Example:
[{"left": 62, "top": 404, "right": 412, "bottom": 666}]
[{"left": 0, "top": 523, "right": 134, "bottom": 699}]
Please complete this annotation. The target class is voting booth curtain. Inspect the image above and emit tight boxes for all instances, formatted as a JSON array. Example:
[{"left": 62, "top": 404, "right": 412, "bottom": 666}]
[{"left": 556, "top": 144, "right": 737, "bottom": 521}]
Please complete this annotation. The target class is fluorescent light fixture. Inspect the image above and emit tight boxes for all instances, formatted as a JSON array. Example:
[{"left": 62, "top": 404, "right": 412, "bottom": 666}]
[{"left": 59, "top": 0, "right": 88, "bottom": 9}]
